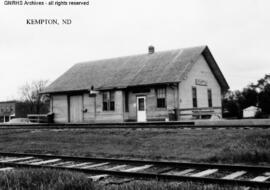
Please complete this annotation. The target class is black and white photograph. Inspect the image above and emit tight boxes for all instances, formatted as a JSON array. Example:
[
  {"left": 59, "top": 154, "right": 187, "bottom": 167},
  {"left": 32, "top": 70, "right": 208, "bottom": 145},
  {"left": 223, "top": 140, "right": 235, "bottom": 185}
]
[{"left": 0, "top": 0, "right": 270, "bottom": 189}]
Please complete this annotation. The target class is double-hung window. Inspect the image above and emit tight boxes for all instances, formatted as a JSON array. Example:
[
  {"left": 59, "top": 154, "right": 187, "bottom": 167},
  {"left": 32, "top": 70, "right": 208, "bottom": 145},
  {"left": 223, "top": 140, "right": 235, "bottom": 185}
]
[
  {"left": 156, "top": 88, "right": 166, "bottom": 108},
  {"left": 208, "top": 89, "right": 212, "bottom": 107},
  {"left": 102, "top": 91, "right": 115, "bottom": 111},
  {"left": 192, "top": 87, "right": 197, "bottom": 108}
]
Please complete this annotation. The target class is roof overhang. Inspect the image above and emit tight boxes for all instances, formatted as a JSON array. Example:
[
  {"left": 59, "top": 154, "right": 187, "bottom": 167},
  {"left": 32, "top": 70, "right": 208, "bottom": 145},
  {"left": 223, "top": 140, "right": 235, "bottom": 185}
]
[
  {"left": 42, "top": 82, "right": 179, "bottom": 95},
  {"left": 202, "top": 46, "right": 230, "bottom": 92}
]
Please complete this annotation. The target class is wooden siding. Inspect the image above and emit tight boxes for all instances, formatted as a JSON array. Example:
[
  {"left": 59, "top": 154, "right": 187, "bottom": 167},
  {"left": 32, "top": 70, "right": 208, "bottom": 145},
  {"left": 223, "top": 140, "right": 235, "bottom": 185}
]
[
  {"left": 179, "top": 55, "right": 222, "bottom": 119},
  {"left": 95, "top": 90, "right": 124, "bottom": 122},
  {"left": 124, "top": 86, "right": 178, "bottom": 121},
  {"left": 51, "top": 95, "right": 68, "bottom": 123}
]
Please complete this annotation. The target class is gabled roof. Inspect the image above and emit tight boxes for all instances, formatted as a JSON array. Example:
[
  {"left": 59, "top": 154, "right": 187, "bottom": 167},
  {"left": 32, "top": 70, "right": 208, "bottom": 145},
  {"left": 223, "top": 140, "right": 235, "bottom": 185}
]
[
  {"left": 243, "top": 106, "right": 259, "bottom": 111},
  {"left": 43, "top": 45, "right": 229, "bottom": 94}
]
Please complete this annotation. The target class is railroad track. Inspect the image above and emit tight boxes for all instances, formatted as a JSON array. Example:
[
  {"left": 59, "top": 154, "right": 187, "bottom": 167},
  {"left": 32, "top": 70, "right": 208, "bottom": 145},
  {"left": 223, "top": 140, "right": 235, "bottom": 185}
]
[
  {"left": 0, "top": 152, "right": 269, "bottom": 188},
  {"left": 0, "top": 122, "right": 270, "bottom": 130}
]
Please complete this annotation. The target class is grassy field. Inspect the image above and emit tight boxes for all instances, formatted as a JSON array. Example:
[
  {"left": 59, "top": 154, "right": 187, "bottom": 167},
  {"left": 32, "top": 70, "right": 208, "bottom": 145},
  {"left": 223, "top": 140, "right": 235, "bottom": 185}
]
[
  {"left": 0, "top": 128, "right": 270, "bottom": 190},
  {"left": 0, "top": 128, "right": 270, "bottom": 164},
  {"left": 0, "top": 169, "right": 265, "bottom": 190}
]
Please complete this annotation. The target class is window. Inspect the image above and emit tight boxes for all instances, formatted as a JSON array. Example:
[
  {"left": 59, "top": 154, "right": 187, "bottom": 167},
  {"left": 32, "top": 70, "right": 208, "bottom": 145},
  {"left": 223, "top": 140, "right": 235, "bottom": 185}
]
[
  {"left": 192, "top": 87, "right": 197, "bottom": 108},
  {"left": 125, "top": 91, "right": 129, "bottom": 112},
  {"left": 109, "top": 91, "right": 115, "bottom": 111},
  {"left": 102, "top": 91, "right": 115, "bottom": 111},
  {"left": 208, "top": 89, "right": 212, "bottom": 107},
  {"left": 138, "top": 98, "right": 145, "bottom": 111},
  {"left": 102, "top": 92, "right": 108, "bottom": 111},
  {"left": 156, "top": 88, "right": 166, "bottom": 108}
]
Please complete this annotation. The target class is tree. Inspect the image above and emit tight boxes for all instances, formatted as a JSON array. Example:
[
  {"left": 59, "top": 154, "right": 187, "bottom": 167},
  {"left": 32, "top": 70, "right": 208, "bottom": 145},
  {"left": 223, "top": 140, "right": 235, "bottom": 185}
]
[
  {"left": 222, "top": 74, "right": 270, "bottom": 118},
  {"left": 19, "top": 80, "right": 50, "bottom": 114},
  {"left": 252, "top": 74, "right": 270, "bottom": 115},
  {"left": 240, "top": 87, "right": 258, "bottom": 108},
  {"left": 223, "top": 90, "right": 243, "bottom": 118},
  {"left": 258, "top": 83, "right": 270, "bottom": 114}
]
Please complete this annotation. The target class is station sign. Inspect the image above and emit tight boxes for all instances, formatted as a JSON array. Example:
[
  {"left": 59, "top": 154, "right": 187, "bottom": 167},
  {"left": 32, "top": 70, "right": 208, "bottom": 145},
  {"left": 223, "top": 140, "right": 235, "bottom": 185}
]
[{"left": 195, "top": 79, "right": 208, "bottom": 86}]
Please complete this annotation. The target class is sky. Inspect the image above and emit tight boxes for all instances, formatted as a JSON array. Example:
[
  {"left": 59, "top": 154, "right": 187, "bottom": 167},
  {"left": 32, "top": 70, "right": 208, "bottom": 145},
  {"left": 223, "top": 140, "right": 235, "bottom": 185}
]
[{"left": 0, "top": 0, "right": 270, "bottom": 101}]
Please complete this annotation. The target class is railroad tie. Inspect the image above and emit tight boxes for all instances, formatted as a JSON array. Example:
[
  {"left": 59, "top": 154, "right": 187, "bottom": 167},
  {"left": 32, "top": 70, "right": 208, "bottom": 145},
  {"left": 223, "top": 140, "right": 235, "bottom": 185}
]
[
  {"left": 18, "top": 159, "right": 43, "bottom": 164},
  {"left": 222, "top": 171, "right": 247, "bottom": 179},
  {"left": 64, "top": 162, "right": 92, "bottom": 168},
  {"left": 251, "top": 176, "right": 270, "bottom": 182},
  {"left": 0, "top": 157, "right": 33, "bottom": 163},
  {"left": 108, "top": 165, "right": 127, "bottom": 171},
  {"left": 251, "top": 172, "right": 270, "bottom": 182},
  {"left": 50, "top": 161, "right": 74, "bottom": 167},
  {"left": 30, "top": 159, "right": 61, "bottom": 165},
  {"left": 164, "top": 168, "right": 195, "bottom": 176},
  {"left": 89, "top": 165, "right": 152, "bottom": 182},
  {"left": 190, "top": 169, "right": 218, "bottom": 177},
  {"left": 121, "top": 165, "right": 153, "bottom": 172},
  {"left": 87, "top": 165, "right": 127, "bottom": 181},
  {"left": 81, "top": 162, "right": 109, "bottom": 169}
]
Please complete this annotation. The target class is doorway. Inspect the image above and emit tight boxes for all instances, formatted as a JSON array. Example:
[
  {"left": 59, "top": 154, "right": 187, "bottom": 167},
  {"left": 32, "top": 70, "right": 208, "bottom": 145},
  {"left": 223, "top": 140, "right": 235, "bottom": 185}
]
[
  {"left": 136, "top": 96, "right": 146, "bottom": 122},
  {"left": 69, "top": 95, "right": 83, "bottom": 123}
]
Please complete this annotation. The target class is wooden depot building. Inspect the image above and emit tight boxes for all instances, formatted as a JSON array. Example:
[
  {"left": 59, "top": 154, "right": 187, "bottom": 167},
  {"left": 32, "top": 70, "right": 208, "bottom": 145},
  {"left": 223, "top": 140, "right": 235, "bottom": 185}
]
[{"left": 43, "top": 46, "right": 229, "bottom": 123}]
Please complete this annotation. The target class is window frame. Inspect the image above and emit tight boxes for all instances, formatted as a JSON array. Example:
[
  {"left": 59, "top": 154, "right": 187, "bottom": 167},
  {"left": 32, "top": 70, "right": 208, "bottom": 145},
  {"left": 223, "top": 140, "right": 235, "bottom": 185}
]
[
  {"left": 156, "top": 87, "right": 166, "bottom": 108},
  {"left": 124, "top": 91, "right": 129, "bottom": 112},
  {"left": 207, "top": 89, "right": 213, "bottom": 107},
  {"left": 192, "top": 86, "right": 197, "bottom": 108},
  {"left": 102, "top": 91, "right": 115, "bottom": 111}
]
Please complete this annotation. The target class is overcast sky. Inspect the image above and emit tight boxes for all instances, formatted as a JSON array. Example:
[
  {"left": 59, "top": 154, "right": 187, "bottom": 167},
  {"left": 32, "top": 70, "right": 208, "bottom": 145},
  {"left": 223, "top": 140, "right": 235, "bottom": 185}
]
[{"left": 0, "top": 0, "right": 269, "bottom": 101}]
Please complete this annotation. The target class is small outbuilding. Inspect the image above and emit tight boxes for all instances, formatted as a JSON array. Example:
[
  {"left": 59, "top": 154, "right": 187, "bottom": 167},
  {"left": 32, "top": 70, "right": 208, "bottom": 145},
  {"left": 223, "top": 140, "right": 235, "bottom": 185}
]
[
  {"left": 243, "top": 106, "right": 260, "bottom": 118},
  {"left": 43, "top": 45, "right": 229, "bottom": 123}
]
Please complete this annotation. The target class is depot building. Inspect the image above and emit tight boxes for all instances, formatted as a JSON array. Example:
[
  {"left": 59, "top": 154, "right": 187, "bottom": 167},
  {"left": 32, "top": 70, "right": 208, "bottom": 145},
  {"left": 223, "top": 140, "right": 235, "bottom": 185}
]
[{"left": 43, "top": 46, "right": 229, "bottom": 123}]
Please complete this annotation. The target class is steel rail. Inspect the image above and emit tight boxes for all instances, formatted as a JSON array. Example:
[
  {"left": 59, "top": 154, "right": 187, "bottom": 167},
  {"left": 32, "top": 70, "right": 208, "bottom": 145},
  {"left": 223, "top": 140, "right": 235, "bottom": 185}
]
[
  {"left": 0, "top": 152, "right": 270, "bottom": 172},
  {"left": 0, "top": 152, "right": 270, "bottom": 188},
  {"left": 0, "top": 122, "right": 270, "bottom": 129}
]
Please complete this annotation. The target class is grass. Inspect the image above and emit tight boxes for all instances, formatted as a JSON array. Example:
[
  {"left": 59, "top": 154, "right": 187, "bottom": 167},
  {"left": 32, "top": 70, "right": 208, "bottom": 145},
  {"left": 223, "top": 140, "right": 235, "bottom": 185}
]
[
  {"left": 0, "top": 129, "right": 270, "bottom": 189},
  {"left": 0, "top": 169, "right": 266, "bottom": 190},
  {"left": 207, "top": 131, "right": 270, "bottom": 163},
  {"left": 0, "top": 169, "right": 93, "bottom": 190},
  {"left": 0, "top": 128, "right": 270, "bottom": 164}
]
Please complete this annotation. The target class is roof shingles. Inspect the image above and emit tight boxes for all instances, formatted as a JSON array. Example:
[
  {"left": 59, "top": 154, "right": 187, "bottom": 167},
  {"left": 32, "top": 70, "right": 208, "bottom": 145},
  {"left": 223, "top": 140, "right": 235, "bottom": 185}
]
[{"left": 44, "top": 45, "right": 228, "bottom": 93}]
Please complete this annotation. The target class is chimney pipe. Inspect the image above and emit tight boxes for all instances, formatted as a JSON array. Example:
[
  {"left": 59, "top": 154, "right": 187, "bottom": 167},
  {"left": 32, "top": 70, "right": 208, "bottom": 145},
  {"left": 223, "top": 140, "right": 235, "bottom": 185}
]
[{"left": 148, "top": 46, "right": 155, "bottom": 54}]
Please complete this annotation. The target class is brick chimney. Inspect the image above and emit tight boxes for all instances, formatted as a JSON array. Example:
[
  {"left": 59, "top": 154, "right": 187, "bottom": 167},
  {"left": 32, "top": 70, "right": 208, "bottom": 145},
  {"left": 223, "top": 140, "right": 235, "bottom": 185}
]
[{"left": 148, "top": 46, "right": 155, "bottom": 54}]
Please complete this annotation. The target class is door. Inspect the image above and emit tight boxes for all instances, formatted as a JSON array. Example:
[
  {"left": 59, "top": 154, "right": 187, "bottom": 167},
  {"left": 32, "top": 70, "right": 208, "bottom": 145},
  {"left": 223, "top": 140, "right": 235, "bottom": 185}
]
[
  {"left": 137, "top": 96, "right": 146, "bottom": 122},
  {"left": 69, "top": 95, "right": 83, "bottom": 123},
  {"left": 83, "top": 94, "right": 96, "bottom": 121}
]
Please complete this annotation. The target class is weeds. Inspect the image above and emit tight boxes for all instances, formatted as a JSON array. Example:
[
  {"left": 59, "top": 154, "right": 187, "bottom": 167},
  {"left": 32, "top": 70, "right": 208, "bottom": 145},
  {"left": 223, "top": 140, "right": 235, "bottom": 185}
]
[
  {"left": 0, "top": 169, "right": 93, "bottom": 190},
  {"left": 0, "top": 169, "right": 265, "bottom": 190}
]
